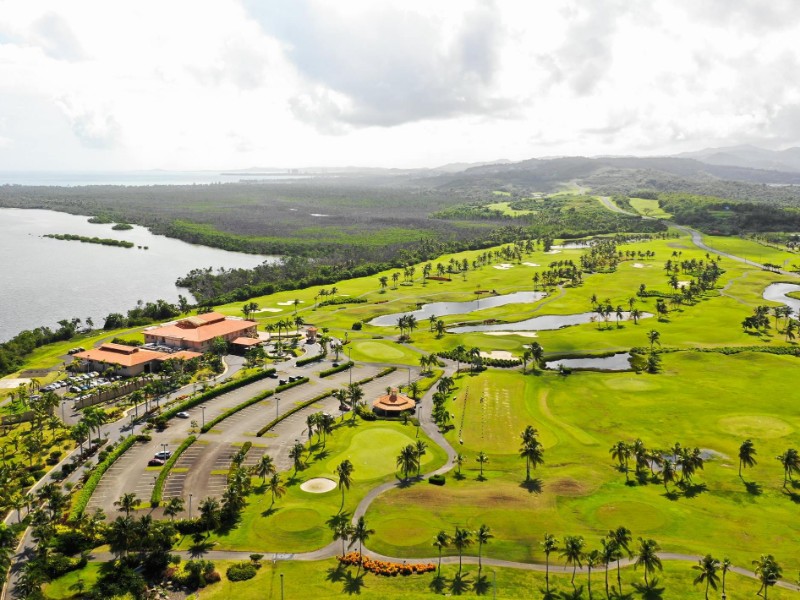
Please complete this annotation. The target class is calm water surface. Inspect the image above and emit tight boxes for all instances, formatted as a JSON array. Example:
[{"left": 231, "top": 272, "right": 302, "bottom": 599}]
[
  {"left": 763, "top": 282, "right": 800, "bottom": 316},
  {"left": 546, "top": 353, "right": 632, "bottom": 371},
  {"left": 0, "top": 208, "right": 276, "bottom": 341}
]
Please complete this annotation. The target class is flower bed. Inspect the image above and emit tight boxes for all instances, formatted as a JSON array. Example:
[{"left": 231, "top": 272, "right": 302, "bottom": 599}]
[{"left": 337, "top": 552, "right": 436, "bottom": 577}]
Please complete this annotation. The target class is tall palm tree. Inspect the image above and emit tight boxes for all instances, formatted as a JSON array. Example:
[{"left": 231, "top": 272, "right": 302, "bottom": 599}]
[
  {"left": 349, "top": 516, "right": 375, "bottom": 562},
  {"left": 586, "top": 549, "right": 602, "bottom": 599},
  {"left": 720, "top": 557, "right": 731, "bottom": 599},
  {"left": 335, "top": 459, "right": 355, "bottom": 510},
  {"left": 476, "top": 451, "right": 489, "bottom": 479},
  {"left": 452, "top": 527, "right": 473, "bottom": 575},
  {"left": 739, "top": 439, "right": 757, "bottom": 478},
  {"left": 415, "top": 440, "right": 427, "bottom": 476},
  {"left": 114, "top": 493, "right": 139, "bottom": 517},
  {"left": 634, "top": 537, "right": 662, "bottom": 587},
  {"left": 253, "top": 453, "right": 276, "bottom": 483},
  {"left": 541, "top": 533, "right": 559, "bottom": 594},
  {"left": 347, "top": 383, "right": 364, "bottom": 423},
  {"left": 476, "top": 524, "right": 493, "bottom": 576},
  {"left": 601, "top": 538, "right": 619, "bottom": 599},
  {"left": 163, "top": 497, "right": 185, "bottom": 521},
  {"left": 433, "top": 530, "right": 451, "bottom": 575},
  {"left": 693, "top": 554, "right": 720, "bottom": 600},
  {"left": 777, "top": 448, "right": 800, "bottom": 487},
  {"left": 329, "top": 513, "right": 354, "bottom": 558},
  {"left": 396, "top": 444, "right": 419, "bottom": 482},
  {"left": 608, "top": 526, "right": 632, "bottom": 594},
  {"left": 610, "top": 441, "right": 631, "bottom": 482},
  {"left": 268, "top": 473, "right": 286, "bottom": 507},
  {"left": 455, "top": 453, "right": 465, "bottom": 477},
  {"left": 661, "top": 458, "right": 676, "bottom": 492},
  {"left": 561, "top": 535, "right": 585, "bottom": 591},
  {"left": 520, "top": 438, "right": 545, "bottom": 482},
  {"left": 289, "top": 441, "right": 305, "bottom": 475},
  {"left": 647, "top": 329, "right": 661, "bottom": 351},
  {"left": 753, "top": 554, "right": 782, "bottom": 599}
]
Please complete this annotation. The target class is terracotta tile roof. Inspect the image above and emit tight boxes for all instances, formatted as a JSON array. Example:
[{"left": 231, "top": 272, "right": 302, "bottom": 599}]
[
  {"left": 372, "top": 388, "right": 415, "bottom": 412},
  {"left": 156, "top": 350, "right": 203, "bottom": 361},
  {"left": 145, "top": 317, "right": 257, "bottom": 344},
  {"left": 231, "top": 337, "right": 261, "bottom": 346},
  {"left": 74, "top": 344, "right": 166, "bottom": 367}
]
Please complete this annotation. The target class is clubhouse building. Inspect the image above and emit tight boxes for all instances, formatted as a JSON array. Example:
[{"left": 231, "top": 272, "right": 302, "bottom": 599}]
[
  {"left": 73, "top": 343, "right": 202, "bottom": 377},
  {"left": 143, "top": 312, "right": 258, "bottom": 352}
]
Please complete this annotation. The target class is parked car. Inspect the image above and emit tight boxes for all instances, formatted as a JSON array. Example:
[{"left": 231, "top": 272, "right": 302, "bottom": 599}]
[
  {"left": 176, "top": 412, "right": 190, "bottom": 419},
  {"left": 148, "top": 458, "right": 165, "bottom": 467},
  {"left": 154, "top": 451, "right": 171, "bottom": 460}
]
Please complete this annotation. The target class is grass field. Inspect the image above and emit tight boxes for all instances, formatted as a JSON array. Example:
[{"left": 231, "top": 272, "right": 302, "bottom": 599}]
[
  {"left": 366, "top": 353, "right": 800, "bottom": 569},
  {"left": 44, "top": 558, "right": 799, "bottom": 599},
  {"left": 629, "top": 198, "right": 672, "bottom": 218}
]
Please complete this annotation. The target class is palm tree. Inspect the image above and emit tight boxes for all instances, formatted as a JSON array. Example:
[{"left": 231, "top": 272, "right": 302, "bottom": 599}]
[
  {"left": 433, "top": 530, "right": 450, "bottom": 575},
  {"left": 661, "top": 458, "right": 676, "bottom": 492},
  {"left": 335, "top": 459, "right": 355, "bottom": 510},
  {"left": 586, "top": 549, "right": 602, "bottom": 599},
  {"left": 329, "top": 513, "right": 354, "bottom": 558},
  {"left": 199, "top": 497, "right": 222, "bottom": 534},
  {"left": 737, "top": 439, "right": 757, "bottom": 478},
  {"left": 693, "top": 554, "right": 720, "bottom": 600},
  {"left": 753, "top": 554, "right": 782, "bottom": 599},
  {"left": 415, "top": 440, "right": 427, "bottom": 476},
  {"left": 777, "top": 448, "right": 800, "bottom": 487},
  {"left": 610, "top": 441, "right": 631, "bottom": 482},
  {"left": 163, "top": 497, "right": 185, "bottom": 521},
  {"left": 452, "top": 527, "right": 473, "bottom": 575},
  {"left": 476, "top": 451, "right": 489, "bottom": 479},
  {"left": 608, "top": 526, "right": 632, "bottom": 594},
  {"left": 114, "top": 493, "right": 139, "bottom": 517},
  {"left": 347, "top": 383, "right": 364, "bottom": 423},
  {"left": 253, "top": 453, "right": 276, "bottom": 483},
  {"left": 476, "top": 524, "right": 493, "bottom": 576},
  {"left": 349, "top": 516, "right": 375, "bottom": 562},
  {"left": 264, "top": 473, "right": 285, "bottom": 507},
  {"left": 520, "top": 437, "right": 545, "bottom": 482},
  {"left": 561, "top": 535, "right": 585, "bottom": 591},
  {"left": 647, "top": 329, "right": 661, "bottom": 351},
  {"left": 720, "top": 557, "right": 731, "bottom": 599},
  {"left": 634, "top": 537, "right": 662, "bottom": 587},
  {"left": 289, "top": 441, "right": 305, "bottom": 475},
  {"left": 541, "top": 533, "right": 559, "bottom": 594},
  {"left": 601, "top": 538, "right": 619, "bottom": 599},
  {"left": 396, "top": 444, "right": 419, "bottom": 482},
  {"left": 455, "top": 452, "right": 465, "bottom": 477}
]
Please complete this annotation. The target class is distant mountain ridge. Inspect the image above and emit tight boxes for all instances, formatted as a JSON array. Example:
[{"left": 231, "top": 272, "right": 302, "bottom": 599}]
[{"left": 674, "top": 144, "right": 800, "bottom": 173}]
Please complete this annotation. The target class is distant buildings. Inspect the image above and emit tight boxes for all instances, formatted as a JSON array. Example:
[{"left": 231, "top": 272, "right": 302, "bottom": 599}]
[{"left": 73, "top": 343, "right": 201, "bottom": 377}]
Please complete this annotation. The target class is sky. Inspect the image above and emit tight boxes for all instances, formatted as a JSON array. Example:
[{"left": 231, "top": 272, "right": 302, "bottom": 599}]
[{"left": 0, "top": 0, "right": 799, "bottom": 170}]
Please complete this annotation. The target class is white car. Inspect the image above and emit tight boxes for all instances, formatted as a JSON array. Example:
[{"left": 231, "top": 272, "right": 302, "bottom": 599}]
[{"left": 176, "top": 412, "right": 190, "bottom": 419}]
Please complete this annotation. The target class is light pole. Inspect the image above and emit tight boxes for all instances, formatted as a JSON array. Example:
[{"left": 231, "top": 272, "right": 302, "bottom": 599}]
[
  {"left": 275, "top": 397, "right": 280, "bottom": 420},
  {"left": 161, "top": 443, "right": 168, "bottom": 457},
  {"left": 346, "top": 347, "right": 352, "bottom": 385},
  {"left": 407, "top": 367, "right": 411, "bottom": 388},
  {"left": 200, "top": 405, "right": 205, "bottom": 429},
  {"left": 280, "top": 572, "right": 284, "bottom": 600},
  {"left": 61, "top": 400, "right": 65, "bottom": 421},
  {"left": 188, "top": 493, "right": 192, "bottom": 519},
  {"left": 492, "top": 570, "right": 496, "bottom": 600}
]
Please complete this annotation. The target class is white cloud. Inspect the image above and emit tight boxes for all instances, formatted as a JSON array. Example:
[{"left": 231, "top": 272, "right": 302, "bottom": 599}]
[{"left": 0, "top": 0, "right": 797, "bottom": 169}]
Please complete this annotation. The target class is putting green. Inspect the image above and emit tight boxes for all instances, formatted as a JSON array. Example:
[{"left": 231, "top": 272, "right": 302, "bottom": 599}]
[
  {"left": 274, "top": 508, "right": 324, "bottom": 533},
  {"left": 349, "top": 340, "right": 418, "bottom": 364},
  {"left": 376, "top": 517, "right": 434, "bottom": 546},
  {"left": 326, "top": 427, "right": 424, "bottom": 480},
  {"left": 717, "top": 415, "right": 794, "bottom": 439}
]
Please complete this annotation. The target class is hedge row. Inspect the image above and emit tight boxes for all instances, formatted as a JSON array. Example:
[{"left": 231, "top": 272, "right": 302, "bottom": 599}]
[
  {"left": 161, "top": 368, "right": 276, "bottom": 420},
  {"left": 318, "top": 297, "right": 367, "bottom": 307},
  {"left": 255, "top": 367, "right": 398, "bottom": 437},
  {"left": 296, "top": 353, "right": 326, "bottom": 367},
  {"left": 200, "top": 377, "right": 310, "bottom": 433},
  {"left": 69, "top": 434, "right": 144, "bottom": 521},
  {"left": 151, "top": 435, "right": 197, "bottom": 507},
  {"left": 319, "top": 361, "right": 354, "bottom": 378}
]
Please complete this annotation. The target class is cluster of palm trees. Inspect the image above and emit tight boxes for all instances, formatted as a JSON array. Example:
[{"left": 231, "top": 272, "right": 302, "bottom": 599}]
[
  {"left": 431, "top": 376, "right": 455, "bottom": 431},
  {"left": 264, "top": 316, "right": 305, "bottom": 344},
  {"left": 521, "top": 342, "right": 545, "bottom": 372},
  {"left": 742, "top": 305, "right": 773, "bottom": 333},
  {"left": 332, "top": 382, "right": 365, "bottom": 423},
  {"left": 395, "top": 314, "right": 418, "bottom": 340},
  {"left": 396, "top": 441, "right": 427, "bottom": 481},
  {"left": 418, "top": 353, "right": 440, "bottom": 374},
  {"left": 433, "top": 524, "right": 493, "bottom": 581},
  {"left": 241, "top": 301, "right": 259, "bottom": 319},
  {"left": 541, "top": 527, "right": 662, "bottom": 597},
  {"left": 328, "top": 513, "right": 374, "bottom": 562},
  {"left": 609, "top": 439, "right": 705, "bottom": 490},
  {"left": 314, "top": 286, "right": 338, "bottom": 307},
  {"left": 742, "top": 305, "right": 800, "bottom": 341}
]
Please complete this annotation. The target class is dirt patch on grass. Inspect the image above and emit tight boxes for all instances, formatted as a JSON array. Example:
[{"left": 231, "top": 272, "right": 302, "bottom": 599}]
[{"left": 549, "top": 478, "right": 591, "bottom": 497}]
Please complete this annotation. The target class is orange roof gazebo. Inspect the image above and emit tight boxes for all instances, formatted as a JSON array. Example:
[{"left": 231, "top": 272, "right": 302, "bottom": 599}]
[{"left": 372, "top": 388, "right": 415, "bottom": 415}]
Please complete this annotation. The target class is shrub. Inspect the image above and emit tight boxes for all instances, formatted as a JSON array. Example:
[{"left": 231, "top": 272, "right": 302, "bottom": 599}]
[
  {"left": 351, "top": 322, "right": 363, "bottom": 330},
  {"left": 296, "top": 353, "right": 325, "bottom": 367},
  {"left": 428, "top": 474, "right": 446, "bottom": 486},
  {"left": 319, "top": 361, "right": 354, "bottom": 378},
  {"left": 226, "top": 562, "right": 258, "bottom": 581}
]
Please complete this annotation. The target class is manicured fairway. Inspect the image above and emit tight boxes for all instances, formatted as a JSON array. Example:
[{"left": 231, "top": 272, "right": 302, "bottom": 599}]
[
  {"left": 366, "top": 352, "right": 800, "bottom": 568},
  {"left": 629, "top": 197, "right": 672, "bottom": 218}
]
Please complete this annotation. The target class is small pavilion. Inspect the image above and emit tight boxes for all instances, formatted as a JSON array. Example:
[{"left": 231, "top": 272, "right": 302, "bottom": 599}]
[{"left": 372, "top": 388, "right": 416, "bottom": 416}]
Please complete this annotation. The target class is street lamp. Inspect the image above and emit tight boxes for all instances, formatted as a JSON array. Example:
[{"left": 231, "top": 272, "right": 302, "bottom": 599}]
[
  {"left": 189, "top": 493, "right": 193, "bottom": 519},
  {"left": 161, "top": 443, "right": 168, "bottom": 457},
  {"left": 346, "top": 347, "right": 353, "bottom": 385},
  {"left": 492, "top": 570, "right": 497, "bottom": 600},
  {"left": 280, "top": 572, "right": 284, "bottom": 600},
  {"left": 200, "top": 405, "right": 206, "bottom": 429},
  {"left": 275, "top": 397, "right": 280, "bottom": 420}
]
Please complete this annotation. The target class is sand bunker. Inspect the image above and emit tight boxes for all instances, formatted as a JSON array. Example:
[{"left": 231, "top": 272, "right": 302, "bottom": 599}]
[
  {"left": 480, "top": 350, "right": 515, "bottom": 360},
  {"left": 493, "top": 263, "right": 514, "bottom": 270},
  {"left": 277, "top": 300, "right": 305, "bottom": 306},
  {"left": 0, "top": 378, "right": 31, "bottom": 389},
  {"left": 300, "top": 478, "right": 337, "bottom": 493},
  {"left": 254, "top": 308, "right": 282, "bottom": 313},
  {"left": 522, "top": 262, "right": 540, "bottom": 267},
  {"left": 484, "top": 331, "right": 539, "bottom": 338},
  {"left": 678, "top": 281, "right": 691, "bottom": 288},
  {"left": 544, "top": 250, "right": 562, "bottom": 254},
  {"left": 632, "top": 263, "right": 645, "bottom": 269}
]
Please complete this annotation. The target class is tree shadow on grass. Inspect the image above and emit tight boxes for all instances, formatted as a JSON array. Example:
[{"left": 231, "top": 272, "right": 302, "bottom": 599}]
[
  {"left": 188, "top": 539, "right": 215, "bottom": 558},
  {"left": 450, "top": 572, "right": 473, "bottom": 595},
  {"left": 662, "top": 490, "right": 680, "bottom": 502},
  {"left": 286, "top": 474, "right": 304, "bottom": 487},
  {"left": 342, "top": 570, "right": 366, "bottom": 595},
  {"left": 681, "top": 482, "right": 708, "bottom": 498},
  {"left": 430, "top": 574, "right": 447, "bottom": 594},
  {"left": 520, "top": 478, "right": 543, "bottom": 494},
  {"left": 537, "top": 587, "right": 558, "bottom": 600},
  {"left": 558, "top": 585, "right": 584, "bottom": 599},
  {"left": 314, "top": 449, "right": 332, "bottom": 461},
  {"left": 744, "top": 480, "right": 762, "bottom": 496},
  {"left": 326, "top": 562, "right": 348, "bottom": 583},
  {"left": 473, "top": 573, "right": 491, "bottom": 595},
  {"left": 632, "top": 578, "right": 665, "bottom": 600},
  {"left": 782, "top": 489, "right": 800, "bottom": 504},
  {"left": 261, "top": 506, "right": 280, "bottom": 517},
  {"left": 453, "top": 472, "right": 466, "bottom": 481}
]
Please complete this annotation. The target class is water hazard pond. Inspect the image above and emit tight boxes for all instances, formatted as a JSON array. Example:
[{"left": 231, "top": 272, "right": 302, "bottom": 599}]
[
  {"left": 545, "top": 353, "right": 632, "bottom": 371},
  {"left": 763, "top": 282, "right": 800, "bottom": 316}
]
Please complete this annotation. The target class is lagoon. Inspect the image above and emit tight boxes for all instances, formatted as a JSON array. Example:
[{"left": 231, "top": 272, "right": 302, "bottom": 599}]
[
  {"left": 0, "top": 208, "right": 275, "bottom": 341},
  {"left": 449, "top": 311, "right": 653, "bottom": 333}
]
